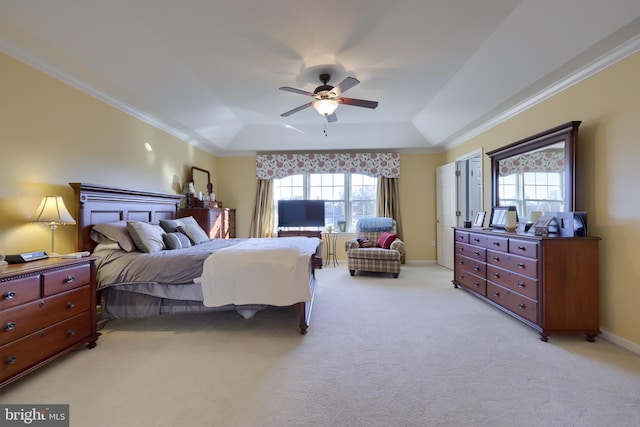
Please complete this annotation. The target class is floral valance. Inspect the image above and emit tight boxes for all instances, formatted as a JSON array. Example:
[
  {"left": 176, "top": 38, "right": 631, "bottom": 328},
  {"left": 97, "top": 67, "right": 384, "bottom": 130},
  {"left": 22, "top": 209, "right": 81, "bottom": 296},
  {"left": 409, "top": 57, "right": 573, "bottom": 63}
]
[
  {"left": 499, "top": 151, "right": 564, "bottom": 176},
  {"left": 256, "top": 152, "right": 400, "bottom": 179}
]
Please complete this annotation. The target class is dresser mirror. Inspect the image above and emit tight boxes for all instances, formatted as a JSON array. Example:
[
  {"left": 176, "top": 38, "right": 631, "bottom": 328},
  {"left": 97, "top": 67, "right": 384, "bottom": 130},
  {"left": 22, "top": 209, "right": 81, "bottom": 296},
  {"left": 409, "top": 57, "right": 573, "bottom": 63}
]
[{"left": 486, "top": 121, "right": 580, "bottom": 221}]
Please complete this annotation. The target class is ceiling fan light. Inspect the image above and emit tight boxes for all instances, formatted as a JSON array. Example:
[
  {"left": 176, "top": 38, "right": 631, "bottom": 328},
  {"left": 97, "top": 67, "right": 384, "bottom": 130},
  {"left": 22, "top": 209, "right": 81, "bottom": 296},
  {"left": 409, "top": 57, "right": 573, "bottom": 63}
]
[{"left": 313, "top": 99, "right": 339, "bottom": 116}]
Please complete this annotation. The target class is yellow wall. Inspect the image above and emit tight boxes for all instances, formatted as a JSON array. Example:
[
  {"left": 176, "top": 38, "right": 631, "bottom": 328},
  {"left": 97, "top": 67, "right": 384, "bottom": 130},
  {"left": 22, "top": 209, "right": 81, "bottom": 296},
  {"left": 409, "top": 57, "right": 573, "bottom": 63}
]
[
  {"left": 444, "top": 51, "right": 640, "bottom": 347},
  {"left": 0, "top": 52, "right": 216, "bottom": 254}
]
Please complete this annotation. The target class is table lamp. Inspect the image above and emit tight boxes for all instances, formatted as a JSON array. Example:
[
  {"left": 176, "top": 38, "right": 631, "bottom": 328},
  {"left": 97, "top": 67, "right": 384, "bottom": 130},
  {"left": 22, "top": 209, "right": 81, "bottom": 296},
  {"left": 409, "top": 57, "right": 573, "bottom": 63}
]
[{"left": 30, "top": 195, "right": 76, "bottom": 256}]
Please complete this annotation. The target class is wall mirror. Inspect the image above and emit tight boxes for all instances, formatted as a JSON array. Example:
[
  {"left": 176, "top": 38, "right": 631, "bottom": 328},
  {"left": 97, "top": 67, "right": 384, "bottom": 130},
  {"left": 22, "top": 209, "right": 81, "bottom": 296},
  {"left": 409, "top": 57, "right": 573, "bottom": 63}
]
[{"left": 486, "top": 121, "right": 580, "bottom": 221}]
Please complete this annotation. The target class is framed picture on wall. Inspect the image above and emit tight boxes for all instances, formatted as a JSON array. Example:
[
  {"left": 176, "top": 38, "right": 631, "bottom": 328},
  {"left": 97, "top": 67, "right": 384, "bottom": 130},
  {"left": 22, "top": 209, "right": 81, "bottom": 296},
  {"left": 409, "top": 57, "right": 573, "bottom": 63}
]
[{"left": 473, "top": 211, "right": 486, "bottom": 227}]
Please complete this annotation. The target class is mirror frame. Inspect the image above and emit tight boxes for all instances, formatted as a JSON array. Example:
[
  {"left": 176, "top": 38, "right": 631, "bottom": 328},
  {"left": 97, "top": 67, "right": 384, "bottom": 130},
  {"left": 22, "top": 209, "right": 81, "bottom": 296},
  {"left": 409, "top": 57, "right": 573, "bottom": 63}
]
[{"left": 486, "top": 121, "right": 581, "bottom": 213}]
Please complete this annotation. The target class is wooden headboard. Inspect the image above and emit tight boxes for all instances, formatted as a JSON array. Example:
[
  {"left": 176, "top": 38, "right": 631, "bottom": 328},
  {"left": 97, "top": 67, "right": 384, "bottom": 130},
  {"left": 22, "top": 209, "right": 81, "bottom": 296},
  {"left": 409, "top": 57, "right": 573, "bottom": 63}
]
[{"left": 69, "top": 183, "right": 183, "bottom": 252}]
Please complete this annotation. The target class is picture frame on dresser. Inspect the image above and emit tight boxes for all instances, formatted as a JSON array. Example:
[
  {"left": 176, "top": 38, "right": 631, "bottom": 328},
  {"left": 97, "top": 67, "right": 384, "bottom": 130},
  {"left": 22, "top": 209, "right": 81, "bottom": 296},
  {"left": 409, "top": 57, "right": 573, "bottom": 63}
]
[
  {"left": 488, "top": 206, "right": 517, "bottom": 229},
  {"left": 473, "top": 211, "right": 486, "bottom": 227}
]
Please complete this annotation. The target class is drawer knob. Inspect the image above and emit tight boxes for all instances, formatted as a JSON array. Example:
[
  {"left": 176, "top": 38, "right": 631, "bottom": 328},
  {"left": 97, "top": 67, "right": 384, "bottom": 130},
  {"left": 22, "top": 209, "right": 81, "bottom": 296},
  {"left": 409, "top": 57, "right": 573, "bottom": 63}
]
[
  {"left": 4, "top": 291, "right": 16, "bottom": 300},
  {"left": 473, "top": 282, "right": 480, "bottom": 287},
  {"left": 493, "top": 273, "right": 500, "bottom": 278},
  {"left": 493, "top": 256, "right": 500, "bottom": 261},
  {"left": 474, "top": 251, "right": 480, "bottom": 256},
  {"left": 517, "top": 263, "right": 525, "bottom": 269},
  {"left": 492, "top": 291, "right": 500, "bottom": 297},
  {"left": 67, "top": 329, "right": 77, "bottom": 336},
  {"left": 473, "top": 238, "right": 480, "bottom": 243},
  {"left": 493, "top": 241, "right": 500, "bottom": 246},
  {"left": 518, "top": 303, "right": 526, "bottom": 309},
  {"left": 65, "top": 276, "right": 75, "bottom": 284},
  {"left": 66, "top": 301, "right": 76, "bottom": 309},
  {"left": 518, "top": 246, "right": 526, "bottom": 251},
  {"left": 474, "top": 266, "right": 480, "bottom": 271},
  {"left": 517, "top": 282, "right": 525, "bottom": 288},
  {"left": 5, "top": 356, "right": 16, "bottom": 365},
  {"left": 5, "top": 322, "right": 16, "bottom": 331}
]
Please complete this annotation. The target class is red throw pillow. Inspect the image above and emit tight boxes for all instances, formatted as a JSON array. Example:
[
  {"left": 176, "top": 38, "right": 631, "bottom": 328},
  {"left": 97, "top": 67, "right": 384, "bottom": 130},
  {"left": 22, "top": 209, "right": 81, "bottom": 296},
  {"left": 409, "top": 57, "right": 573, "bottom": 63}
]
[{"left": 377, "top": 232, "right": 397, "bottom": 249}]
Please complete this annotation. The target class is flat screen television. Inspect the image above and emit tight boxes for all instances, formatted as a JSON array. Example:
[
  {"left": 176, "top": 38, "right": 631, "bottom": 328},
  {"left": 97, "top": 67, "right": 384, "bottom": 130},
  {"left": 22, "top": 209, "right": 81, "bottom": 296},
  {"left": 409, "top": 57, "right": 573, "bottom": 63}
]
[{"left": 278, "top": 200, "right": 325, "bottom": 228}]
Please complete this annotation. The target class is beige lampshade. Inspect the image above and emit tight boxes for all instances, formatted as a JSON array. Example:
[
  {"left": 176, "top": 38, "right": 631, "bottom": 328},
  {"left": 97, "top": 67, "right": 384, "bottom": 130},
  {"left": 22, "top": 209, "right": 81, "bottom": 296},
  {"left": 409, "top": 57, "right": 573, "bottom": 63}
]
[{"left": 31, "top": 196, "right": 76, "bottom": 225}]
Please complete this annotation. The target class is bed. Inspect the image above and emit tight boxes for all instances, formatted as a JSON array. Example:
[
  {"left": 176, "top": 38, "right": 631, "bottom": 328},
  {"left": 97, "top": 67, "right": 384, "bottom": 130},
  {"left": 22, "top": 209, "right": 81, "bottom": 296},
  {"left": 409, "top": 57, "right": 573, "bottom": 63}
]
[{"left": 70, "top": 182, "right": 319, "bottom": 334}]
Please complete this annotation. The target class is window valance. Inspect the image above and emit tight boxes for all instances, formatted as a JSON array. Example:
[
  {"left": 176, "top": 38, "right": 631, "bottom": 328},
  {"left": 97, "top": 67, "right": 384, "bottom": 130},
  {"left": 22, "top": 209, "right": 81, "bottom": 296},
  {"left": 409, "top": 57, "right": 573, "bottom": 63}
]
[
  {"left": 498, "top": 151, "right": 564, "bottom": 176},
  {"left": 256, "top": 152, "right": 400, "bottom": 179}
]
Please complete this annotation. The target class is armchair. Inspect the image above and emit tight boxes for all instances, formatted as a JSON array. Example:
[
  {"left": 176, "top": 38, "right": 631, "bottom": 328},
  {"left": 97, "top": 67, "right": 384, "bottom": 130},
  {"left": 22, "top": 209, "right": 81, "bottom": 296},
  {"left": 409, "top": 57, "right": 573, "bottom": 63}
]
[{"left": 345, "top": 217, "right": 405, "bottom": 278}]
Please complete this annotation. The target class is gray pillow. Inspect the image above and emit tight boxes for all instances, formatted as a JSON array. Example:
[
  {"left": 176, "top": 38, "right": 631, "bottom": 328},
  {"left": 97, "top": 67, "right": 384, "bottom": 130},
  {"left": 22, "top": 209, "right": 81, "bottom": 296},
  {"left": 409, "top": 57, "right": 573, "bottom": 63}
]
[
  {"left": 163, "top": 232, "right": 192, "bottom": 250},
  {"left": 91, "top": 221, "right": 137, "bottom": 252},
  {"left": 177, "top": 223, "right": 209, "bottom": 245},
  {"left": 126, "top": 221, "right": 166, "bottom": 253},
  {"left": 159, "top": 219, "right": 182, "bottom": 233}
]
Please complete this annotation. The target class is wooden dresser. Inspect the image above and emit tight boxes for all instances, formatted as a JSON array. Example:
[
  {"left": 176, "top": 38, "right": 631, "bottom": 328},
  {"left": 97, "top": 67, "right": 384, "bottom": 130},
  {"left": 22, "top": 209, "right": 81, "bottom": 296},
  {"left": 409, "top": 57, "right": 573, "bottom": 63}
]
[
  {"left": 452, "top": 228, "right": 600, "bottom": 342},
  {"left": 179, "top": 207, "right": 236, "bottom": 239},
  {"left": 0, "top": 257, "right": 99, "bottom": 388}
]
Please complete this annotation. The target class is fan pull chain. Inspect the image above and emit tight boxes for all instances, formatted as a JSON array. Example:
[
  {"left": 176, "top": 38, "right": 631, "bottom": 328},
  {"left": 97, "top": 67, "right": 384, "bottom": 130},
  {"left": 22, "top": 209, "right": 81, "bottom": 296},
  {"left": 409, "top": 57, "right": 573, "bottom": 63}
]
[{"left": 323, "top": 119, "right": 328, "bottom": 137}]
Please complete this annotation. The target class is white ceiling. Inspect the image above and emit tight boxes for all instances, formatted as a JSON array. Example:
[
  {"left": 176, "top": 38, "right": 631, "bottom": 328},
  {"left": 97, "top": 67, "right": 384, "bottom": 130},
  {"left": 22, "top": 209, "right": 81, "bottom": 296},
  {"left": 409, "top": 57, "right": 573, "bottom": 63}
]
[{"left": 1, "top": 1, "right": 640, "bottom": 156}]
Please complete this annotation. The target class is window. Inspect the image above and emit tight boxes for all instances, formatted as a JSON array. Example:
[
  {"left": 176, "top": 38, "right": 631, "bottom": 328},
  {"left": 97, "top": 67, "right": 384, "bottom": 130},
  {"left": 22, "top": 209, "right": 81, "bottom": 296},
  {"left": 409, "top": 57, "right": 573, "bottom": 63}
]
[
  {"left": 274, "top": 173, "right": 377, "bottom": 232},
  {"left": 498, "top": 171, "right": 564, "bottom": 219}
]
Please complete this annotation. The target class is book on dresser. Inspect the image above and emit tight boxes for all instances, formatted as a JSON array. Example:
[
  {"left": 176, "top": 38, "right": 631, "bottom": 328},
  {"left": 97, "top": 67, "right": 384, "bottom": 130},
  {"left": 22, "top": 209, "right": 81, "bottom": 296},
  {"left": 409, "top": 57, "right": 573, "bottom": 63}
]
[
  {"left": 452, "top": 227, "right": 600, "bottom": 342},
  {"left": 179, "top": 207, "right": 236, "bottom": 239},
  {"left": 0, "top": 257, "right": 100, "bottom": 388}
]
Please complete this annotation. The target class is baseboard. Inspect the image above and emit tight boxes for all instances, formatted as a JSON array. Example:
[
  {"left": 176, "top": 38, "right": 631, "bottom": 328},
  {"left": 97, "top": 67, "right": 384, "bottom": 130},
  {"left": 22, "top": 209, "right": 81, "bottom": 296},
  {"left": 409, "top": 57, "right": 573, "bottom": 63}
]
[
  {"left": 600, "top": 329, "right": 640, "bottom": 356},
  {"left": 405, "top": 260, "right": 437, "bottom": 265}
]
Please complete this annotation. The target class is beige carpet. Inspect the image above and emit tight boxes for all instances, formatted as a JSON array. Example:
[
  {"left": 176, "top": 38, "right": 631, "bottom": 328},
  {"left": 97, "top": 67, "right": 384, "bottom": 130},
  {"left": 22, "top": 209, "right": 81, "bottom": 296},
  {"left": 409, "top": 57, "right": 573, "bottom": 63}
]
[{"left": 2, "top": 264, "right": 640, "bottom": 427}]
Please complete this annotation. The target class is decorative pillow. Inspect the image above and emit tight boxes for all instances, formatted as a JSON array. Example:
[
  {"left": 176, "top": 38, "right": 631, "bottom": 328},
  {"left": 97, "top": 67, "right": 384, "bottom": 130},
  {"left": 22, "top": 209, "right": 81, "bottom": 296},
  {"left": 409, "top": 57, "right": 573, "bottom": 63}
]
[
  {"left": 159, "top": 219, "right": 183, "bottom": 233},
  {"left": 126, "top": 221, "right": 166, "bottom": 253},
  {"left": 357, "top": 236, "right": 374, "bottom": 248},
  {"left": 377, "top": 232, "right": 398, "bottom": 249},
  {"left": 163, "top": 232, "right": 192, "bottom": 250},
  {"left": 177, "top": 216, "right": 209, "bottom": 245},
  {"left": 91, "top": 221, "right": 137, "bottom": 252}
]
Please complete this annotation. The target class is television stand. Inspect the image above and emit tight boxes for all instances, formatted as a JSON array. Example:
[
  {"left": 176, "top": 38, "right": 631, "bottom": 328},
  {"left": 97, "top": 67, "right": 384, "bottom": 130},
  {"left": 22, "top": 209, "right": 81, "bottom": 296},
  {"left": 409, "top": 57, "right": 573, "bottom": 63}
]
[{"left": 278, "top": 230, "right": 323, "bottom": 269}]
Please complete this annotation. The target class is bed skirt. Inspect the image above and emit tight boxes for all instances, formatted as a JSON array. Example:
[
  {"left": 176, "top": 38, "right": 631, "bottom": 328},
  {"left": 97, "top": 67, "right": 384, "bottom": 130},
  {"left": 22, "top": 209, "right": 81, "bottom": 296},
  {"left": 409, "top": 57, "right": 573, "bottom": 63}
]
[{"left": 99, "top": 287, "right": 267, "bottom": 319}]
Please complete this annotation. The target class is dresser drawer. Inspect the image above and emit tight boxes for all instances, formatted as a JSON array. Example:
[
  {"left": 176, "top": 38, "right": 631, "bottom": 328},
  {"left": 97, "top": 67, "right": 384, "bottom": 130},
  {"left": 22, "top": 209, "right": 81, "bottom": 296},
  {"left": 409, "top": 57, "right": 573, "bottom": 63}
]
[
  {"left": 455, "top": 254, "right": 486, "bottom": 276},
  {"left": 509, "top": 239, "right": 538, "bottom": 259},
  {"left": 486, "top": 265, "right": 538, "bottom": 300},
  {"left": 455, "top": 230, "right": 469, "bottom": 243},
  {"left": 455, "top": 242, "right": 486, "bottom": 262},
  {"left": 43, "top": 264, "right": 91, "bottom": 296},
  {"left": 0, "top": 286, "right": 91, "bottom": 346},
  {"left": 487, "top": 282, "right": 538, "bottom": 324},
  {"left": 479, "top": 234, "right": 509, "bottom": 252},
  {"left": 454, "top": 270, "right": 486, "bottom": 295},
  {"left": 0, "top": 275, "right": 40, "bottom": 311},
  {"left": 487, "top": 250, "right": 538, "bottom": 279},
  {"left": 0, "top": 312, "right": 91, "bottom": 382}
]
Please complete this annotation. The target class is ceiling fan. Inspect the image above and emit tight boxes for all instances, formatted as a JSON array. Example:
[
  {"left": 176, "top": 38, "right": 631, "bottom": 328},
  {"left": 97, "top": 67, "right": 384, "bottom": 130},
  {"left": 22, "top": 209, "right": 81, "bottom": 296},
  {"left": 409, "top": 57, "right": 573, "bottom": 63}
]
[{"left": 279, "top": 73, "right": 378, "bottom": 122}]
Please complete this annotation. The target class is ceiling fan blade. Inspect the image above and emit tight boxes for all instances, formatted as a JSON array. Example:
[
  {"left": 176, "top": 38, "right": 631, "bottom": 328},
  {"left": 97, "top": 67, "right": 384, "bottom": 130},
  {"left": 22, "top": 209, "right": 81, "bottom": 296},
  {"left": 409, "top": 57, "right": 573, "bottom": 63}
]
[
  {"left": 281, "top": 102, "right": 313, "bottom": 117},
  {"left": 340, "top": 97, "right": 379, "bottom": 109},
  {"left": 326, "top": 112, "right": 338, "bottom": 123},
  {"left": 279, "top": 86, "right": 315, "bottom": 96},
  {"left": 332, "top": 77, "right": 360, "bottom": 95}
]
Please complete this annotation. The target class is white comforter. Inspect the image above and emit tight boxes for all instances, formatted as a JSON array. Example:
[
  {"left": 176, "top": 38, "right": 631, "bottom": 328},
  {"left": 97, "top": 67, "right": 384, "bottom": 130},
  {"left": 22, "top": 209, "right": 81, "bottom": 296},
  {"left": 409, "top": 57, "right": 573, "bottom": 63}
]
[{"left": 200, "top": 236, "right": 320, "bottom": 307}]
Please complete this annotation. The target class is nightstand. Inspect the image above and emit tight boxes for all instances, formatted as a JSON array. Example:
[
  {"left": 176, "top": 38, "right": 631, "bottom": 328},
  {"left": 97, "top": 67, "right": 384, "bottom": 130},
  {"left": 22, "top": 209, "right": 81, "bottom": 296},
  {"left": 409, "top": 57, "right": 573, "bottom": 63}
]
[{"left": 0, "top": 256, "right": 100, "bottom": 388}]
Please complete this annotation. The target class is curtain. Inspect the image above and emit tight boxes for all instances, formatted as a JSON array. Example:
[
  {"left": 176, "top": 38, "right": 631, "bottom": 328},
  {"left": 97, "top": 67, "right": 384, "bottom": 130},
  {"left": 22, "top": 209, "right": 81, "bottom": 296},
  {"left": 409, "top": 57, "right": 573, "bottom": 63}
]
[
  {"left": 249, "top": 179, "right": 274, "bottom": 238},
  {"left": 377, "top": 177, "right": 404, "bottom": 263}
]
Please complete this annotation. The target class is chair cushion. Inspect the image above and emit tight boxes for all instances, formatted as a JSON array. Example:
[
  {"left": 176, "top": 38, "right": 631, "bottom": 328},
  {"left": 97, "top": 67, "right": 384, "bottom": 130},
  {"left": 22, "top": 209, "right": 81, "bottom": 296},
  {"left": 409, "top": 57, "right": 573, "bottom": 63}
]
[
  {"left": 347, "top": 247, "right": 401, "bottom": 261},
  {"left": 377, "top": 232, "right": 398, "bottom": 249}
]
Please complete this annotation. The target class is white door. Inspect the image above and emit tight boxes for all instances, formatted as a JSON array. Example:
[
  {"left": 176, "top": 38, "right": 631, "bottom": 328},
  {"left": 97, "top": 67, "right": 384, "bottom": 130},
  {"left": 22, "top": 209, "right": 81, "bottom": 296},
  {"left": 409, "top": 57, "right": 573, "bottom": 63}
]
[{"left": 436, "top": 163, "right": 457, "bottom": 270}]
